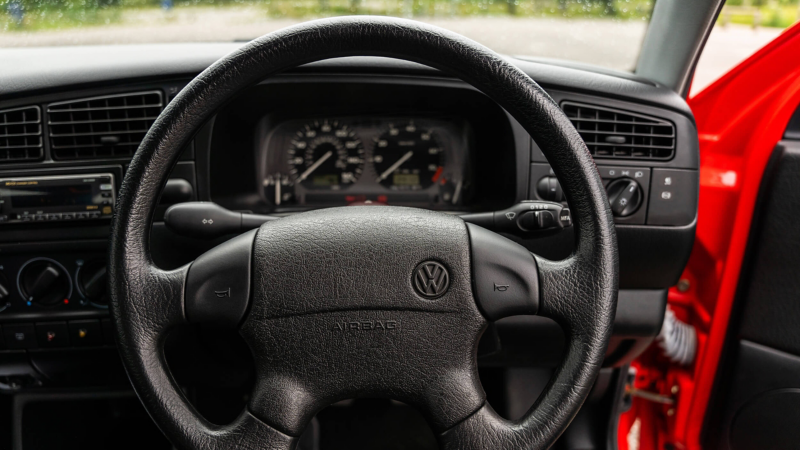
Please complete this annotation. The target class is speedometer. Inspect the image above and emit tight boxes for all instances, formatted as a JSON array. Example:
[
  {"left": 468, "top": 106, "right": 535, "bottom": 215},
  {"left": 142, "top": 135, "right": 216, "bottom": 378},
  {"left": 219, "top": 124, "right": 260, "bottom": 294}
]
[
  {"left": 372, "top": 122, "right": 444, "bottom": 191},
  {"left": 287, "top": 120, "right": 364, "bottom": 190}
]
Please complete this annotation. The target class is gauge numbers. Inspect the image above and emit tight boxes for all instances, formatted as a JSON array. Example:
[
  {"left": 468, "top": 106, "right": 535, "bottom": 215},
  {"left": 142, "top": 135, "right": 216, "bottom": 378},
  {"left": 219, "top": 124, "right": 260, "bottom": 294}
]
[
  {"left": 372, "top": 121, "right": 444, "bottom": 191},
  {"left": 288, "top": 120, "right": 365, "bottom": 190}
]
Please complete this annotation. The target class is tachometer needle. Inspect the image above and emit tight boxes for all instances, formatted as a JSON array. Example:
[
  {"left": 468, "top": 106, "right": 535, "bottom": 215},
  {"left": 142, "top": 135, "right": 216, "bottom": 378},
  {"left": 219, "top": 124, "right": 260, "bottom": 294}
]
[
  {"left": 376, "top": 151, "right": 413, "bottom": 182},
  {"left": 298, "top": 150, "right": 333, "bottom": 181}
]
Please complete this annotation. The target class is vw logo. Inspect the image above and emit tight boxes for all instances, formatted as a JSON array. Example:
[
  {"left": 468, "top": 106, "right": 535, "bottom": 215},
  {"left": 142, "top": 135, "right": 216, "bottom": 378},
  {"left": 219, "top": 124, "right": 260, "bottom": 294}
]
[{"left": 413, "top": 261, "right": 450, "bottom": 298}]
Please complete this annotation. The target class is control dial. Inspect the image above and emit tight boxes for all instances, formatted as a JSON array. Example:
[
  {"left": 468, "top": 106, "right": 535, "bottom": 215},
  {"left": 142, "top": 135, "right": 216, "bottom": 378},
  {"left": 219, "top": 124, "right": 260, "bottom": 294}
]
[
  {"left": 77, "top": 261, "right": 108, "bottom": 306},
  {"left": 606, "top": 178, "right": 642, "bottom": 217},
  {"left": 18, "top": 258, "right": 72, "bottom": 306},
  {"left": 0, "top": 272, "right": 10, "bottom": 312}
]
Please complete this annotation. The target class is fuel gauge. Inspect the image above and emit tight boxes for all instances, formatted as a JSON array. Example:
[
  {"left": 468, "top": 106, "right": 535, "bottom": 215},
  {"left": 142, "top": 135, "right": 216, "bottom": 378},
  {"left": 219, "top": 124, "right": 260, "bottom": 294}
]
[{"left": 263, "top": 173, "right": 295, "bottom": 206}]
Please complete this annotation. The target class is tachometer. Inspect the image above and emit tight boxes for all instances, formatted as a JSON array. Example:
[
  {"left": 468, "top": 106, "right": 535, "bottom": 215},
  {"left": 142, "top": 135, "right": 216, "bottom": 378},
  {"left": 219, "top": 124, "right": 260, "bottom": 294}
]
[
  {"left": 372, "top": 122, "right": 444, "bottom": 191},
  {"left": 287, "top": 120, "right": 364, "bottom": 190}
]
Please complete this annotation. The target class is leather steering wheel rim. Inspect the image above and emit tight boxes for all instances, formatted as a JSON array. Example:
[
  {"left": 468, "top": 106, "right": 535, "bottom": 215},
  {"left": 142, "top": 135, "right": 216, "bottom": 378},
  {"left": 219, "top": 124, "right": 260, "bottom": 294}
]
[{"left": 109, "top": 16, "right": 618, "bottom": 450}]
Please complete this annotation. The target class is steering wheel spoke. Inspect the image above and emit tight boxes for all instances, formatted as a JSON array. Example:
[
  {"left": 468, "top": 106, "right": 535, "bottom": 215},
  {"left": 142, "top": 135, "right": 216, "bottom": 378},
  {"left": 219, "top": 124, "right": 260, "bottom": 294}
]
[
  {"left": 467, "top": 223, "right": 540, "bottom": 321},
  {"left": 184, "top": 229, "right": 256, "bottom": 327}
]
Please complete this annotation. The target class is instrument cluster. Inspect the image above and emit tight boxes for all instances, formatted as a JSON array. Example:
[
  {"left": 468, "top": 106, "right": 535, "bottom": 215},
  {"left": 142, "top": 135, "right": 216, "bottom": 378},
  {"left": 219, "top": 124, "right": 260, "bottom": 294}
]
[{"left": 258, "top": 116, "right": 473, "bottom": 210}]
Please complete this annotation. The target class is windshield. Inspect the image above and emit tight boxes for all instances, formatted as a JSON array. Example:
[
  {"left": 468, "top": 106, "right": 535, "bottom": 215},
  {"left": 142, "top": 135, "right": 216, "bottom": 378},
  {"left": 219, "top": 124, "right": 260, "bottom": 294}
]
[{"left": 1, "top": 0, "right": 654, "bottom": 71}]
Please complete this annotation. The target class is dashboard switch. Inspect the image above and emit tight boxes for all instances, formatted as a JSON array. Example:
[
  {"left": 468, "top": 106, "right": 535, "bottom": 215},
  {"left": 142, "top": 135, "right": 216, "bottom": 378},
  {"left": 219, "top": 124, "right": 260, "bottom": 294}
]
[
  {"left": 606, "top": 178, "right": 643, "bottom": 217},
  {"left": 69, "top": 320, "right": 103, "bottom": 346},
  {"left": 519, "top": 211, "right": 537, "bottom": 230},
  {"left": 537, "top": 210, "right": 555, "bottom": 228},
  {"left": 559, "top": 209, "right": 572, "bottom": 227},
  {"left": 3, "top": 323, "right": 37, "bottom": 349},
  {"left": 647, "top": 169, "right": 698, "bottom": 226},
  {"left": 490, "top": 201, "right": 572, "bottom": 234},
  {"left": 35, "top": 322, "right": 70, "bottom": 348}
]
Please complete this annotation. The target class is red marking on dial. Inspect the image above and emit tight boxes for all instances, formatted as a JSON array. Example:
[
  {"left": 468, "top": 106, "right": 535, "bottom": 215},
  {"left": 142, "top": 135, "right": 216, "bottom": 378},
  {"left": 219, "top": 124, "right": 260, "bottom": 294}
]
[{"left": 431, "top": 166, "right": 444, "bottom": 182}]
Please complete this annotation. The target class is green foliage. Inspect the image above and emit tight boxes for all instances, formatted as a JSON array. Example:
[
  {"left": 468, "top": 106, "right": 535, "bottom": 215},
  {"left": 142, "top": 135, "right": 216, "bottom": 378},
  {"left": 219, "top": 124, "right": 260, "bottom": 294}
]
[
  {"left": 2, "top": 0, "right": 655, "bottom": 32},
  {"left": 718, "top": 4, "right": 799, "bottom": 29},
  {"left": 261, "top": 0, "right": 655, "bottom": 19}
]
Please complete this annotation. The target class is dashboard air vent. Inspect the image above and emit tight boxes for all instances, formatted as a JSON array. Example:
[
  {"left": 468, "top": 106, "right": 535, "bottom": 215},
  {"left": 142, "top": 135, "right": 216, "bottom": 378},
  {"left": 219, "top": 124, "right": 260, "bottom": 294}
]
[
  {"left": 0, "top": 106, "right": 43, "bottom": 163},
  {"left": 562, "top": 102, "right": 675, "bottom": 160},
  {"left": 47, "top": 91, "right": 163, "bottom": 160}
]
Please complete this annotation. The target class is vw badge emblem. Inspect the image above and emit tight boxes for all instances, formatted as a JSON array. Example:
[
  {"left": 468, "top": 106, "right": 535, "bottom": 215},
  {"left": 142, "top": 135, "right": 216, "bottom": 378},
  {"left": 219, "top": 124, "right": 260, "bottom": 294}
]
[{"left": 413, "top": 261, "right": 450, "bottom": 298}]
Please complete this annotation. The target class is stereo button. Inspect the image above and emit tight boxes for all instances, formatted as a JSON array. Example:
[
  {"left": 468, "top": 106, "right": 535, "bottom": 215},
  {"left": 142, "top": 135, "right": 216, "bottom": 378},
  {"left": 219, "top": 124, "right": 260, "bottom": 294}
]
[
  {"left": 63, "top": 213, "right": 75, "bottom": 220},
  {"left": 100, "top": 184, "right": 113, "bottom": 191}
]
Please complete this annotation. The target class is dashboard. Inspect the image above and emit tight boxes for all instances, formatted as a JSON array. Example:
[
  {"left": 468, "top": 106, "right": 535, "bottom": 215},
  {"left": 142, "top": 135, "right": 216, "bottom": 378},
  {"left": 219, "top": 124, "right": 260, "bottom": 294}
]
[
  {"left": 0, "top": 49, "right": 698, "bottom": 437},
  {"left": 258, "top": 115, "right": 473, "bottom": 210},
  {"left": 207, "top": 77, "right": 518, "bottom": 216}
]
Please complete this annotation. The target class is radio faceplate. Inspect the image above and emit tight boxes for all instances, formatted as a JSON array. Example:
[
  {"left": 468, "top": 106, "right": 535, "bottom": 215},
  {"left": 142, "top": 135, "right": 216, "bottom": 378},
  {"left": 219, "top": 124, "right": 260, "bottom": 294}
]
[{"left": 0, "top": 173, "right": 115, "bottom": 224}]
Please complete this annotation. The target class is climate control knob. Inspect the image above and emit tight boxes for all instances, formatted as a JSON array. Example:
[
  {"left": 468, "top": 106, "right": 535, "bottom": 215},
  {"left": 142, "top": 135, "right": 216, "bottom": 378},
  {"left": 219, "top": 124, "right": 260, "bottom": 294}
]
[
  {"left": 77, "top": 261, "right": 108, "bottom": 305},
  {"left": 18, "top": 258, "right": 72, "bottom": 306},
  {"left": 606, "top": 178, "right": 642, "bottom": 217},
  {"left": 0, "top": 273, "right": 10, "bottom": 312}
]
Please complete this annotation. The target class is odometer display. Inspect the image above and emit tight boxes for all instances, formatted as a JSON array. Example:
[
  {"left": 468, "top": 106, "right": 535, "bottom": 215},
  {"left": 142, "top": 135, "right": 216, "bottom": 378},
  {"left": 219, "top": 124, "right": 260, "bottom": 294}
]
[
  {"left": 392, "top": 173, "right": 420, "bottom": 187},
  {"left": 372, "top": 122, "right": 444, "bottom": 191},
  {"left": 287, "top": 120, "right": 364, "bottom": 190}
]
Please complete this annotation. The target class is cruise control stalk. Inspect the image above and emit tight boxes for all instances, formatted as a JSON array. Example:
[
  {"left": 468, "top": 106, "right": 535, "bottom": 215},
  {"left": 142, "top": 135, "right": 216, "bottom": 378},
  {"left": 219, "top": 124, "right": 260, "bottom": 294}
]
[{"left": 164, "top": 201, "right": 571, "bottom": 240}]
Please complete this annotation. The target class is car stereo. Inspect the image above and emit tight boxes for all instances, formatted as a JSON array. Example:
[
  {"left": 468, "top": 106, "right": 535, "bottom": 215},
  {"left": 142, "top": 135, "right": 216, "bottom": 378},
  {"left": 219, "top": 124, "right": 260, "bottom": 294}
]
[{"left": 0, "top": 173, "right": 115, "bottom": 224}]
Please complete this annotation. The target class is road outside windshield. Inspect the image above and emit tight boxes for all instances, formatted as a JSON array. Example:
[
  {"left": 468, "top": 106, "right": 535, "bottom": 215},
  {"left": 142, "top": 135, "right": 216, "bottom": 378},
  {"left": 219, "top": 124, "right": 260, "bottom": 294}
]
[{"left": 1, "top": 0, "right": 654, "bottom": 71}]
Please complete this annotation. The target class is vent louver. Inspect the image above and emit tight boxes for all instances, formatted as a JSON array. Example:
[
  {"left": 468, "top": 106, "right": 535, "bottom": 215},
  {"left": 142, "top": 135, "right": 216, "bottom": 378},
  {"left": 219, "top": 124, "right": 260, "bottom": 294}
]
[
  {"left": 562, "top": 102, "right": 676, "bottom": 160},
  {"left": 47, "top": 91, "right": 163, "bottom": 160},
  {"left": 0, "top": 106, "right": 44, "bottom": 163}
]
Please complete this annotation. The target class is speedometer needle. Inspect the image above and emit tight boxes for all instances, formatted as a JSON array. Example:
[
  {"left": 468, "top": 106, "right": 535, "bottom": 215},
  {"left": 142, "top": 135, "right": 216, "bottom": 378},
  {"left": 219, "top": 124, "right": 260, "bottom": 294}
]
[
  {"left": 298, "top": 150, "right": 333, "bottom": 181},
  {"left": 376, "top": 151, "right": 413, "bottom": 182}
]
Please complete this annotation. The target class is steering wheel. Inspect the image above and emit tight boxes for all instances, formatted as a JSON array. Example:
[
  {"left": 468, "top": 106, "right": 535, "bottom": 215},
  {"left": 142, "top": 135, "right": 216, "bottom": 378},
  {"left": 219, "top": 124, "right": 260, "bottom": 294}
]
[{"left": 109, "top": 16, "right": 618, "bottom": 450}]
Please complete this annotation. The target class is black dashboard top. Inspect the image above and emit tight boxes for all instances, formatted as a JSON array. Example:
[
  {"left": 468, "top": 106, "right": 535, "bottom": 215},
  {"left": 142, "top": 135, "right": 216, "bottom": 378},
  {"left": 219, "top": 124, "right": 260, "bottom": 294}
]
[
  {"left": 0, "top": 45, "right": 693, "bottom": 121},
  {"left": 0, "top": 41, "right": 698, "bottom": 386},
  {"left": 0, "top": 42, "right": 700, "bottom": 294}
]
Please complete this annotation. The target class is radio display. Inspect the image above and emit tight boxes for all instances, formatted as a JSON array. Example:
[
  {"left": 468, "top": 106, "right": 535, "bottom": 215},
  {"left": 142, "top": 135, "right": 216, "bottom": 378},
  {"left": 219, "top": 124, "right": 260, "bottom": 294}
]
[
  {"left": 0, "top": 173, "right": 115, "bottom": 223},
  {"left": 5, "top": 184, "right": 94, "bottom": 208}
]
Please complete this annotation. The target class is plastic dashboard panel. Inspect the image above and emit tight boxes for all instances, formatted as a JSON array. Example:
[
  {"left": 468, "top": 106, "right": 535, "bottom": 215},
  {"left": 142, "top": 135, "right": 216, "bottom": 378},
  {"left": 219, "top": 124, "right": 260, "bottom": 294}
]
[{"left": 0, "top": 53, "right": 696, "bottom": 405}]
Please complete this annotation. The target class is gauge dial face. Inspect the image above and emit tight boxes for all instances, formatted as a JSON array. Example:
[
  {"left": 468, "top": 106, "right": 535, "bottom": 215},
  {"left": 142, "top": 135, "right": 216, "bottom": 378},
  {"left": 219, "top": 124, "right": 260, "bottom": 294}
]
[
  {"left": 288, "top": 120, "right": 365, "bottom": 190},
  {"left": 372, "top": 122, "right": 444, "bottom": 191}
]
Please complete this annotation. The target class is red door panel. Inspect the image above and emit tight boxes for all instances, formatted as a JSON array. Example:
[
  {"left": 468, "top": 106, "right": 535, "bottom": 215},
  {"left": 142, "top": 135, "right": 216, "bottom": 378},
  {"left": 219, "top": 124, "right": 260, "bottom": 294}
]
[{"left": 619, "top": 21, "right": 800, "bottom": 450}]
